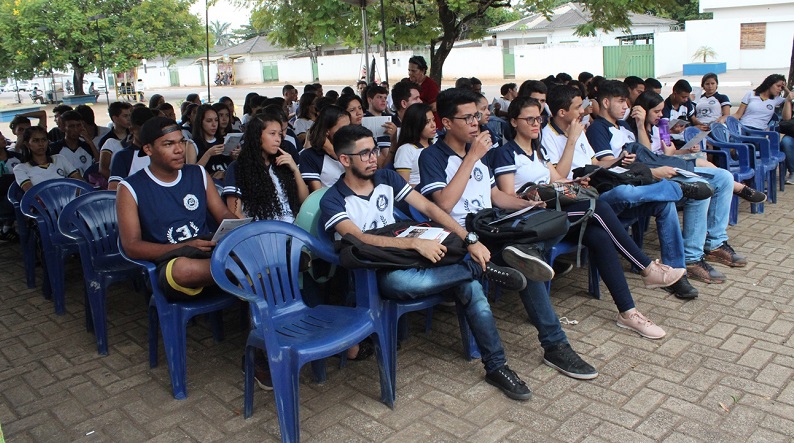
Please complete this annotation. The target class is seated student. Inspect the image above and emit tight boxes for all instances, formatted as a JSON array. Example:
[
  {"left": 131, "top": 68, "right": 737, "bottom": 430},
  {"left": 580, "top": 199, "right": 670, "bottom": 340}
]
[
  {"left": 49, "top": 111, "right": 99, "bottom": 176},
  {"left": 293, "top": 93, "right": 318, "bottom": 146},
  {"left": 193, "top": 104, "right": 232, "bottom": 181},
  {"left": 14, "top": 126, "right": 83, "bottom": 191},
  {"left": 117, "top": 117, "right": 237, "bottom": 301},
  {"left": 733, "top": 74, "right": 790, "bottom": 130},
  {"left": 545, "top": 84, "right": 699, "bottom": 299},
  {"left": 98, "top": 102, "right": 133, "bottom": 179},
  {"left": 517, "top": 80, "right": 550, "bottom": 122},
  {"left": 364, "top": 85, "right": 392, "bottom": 117},
  {"left": 224, "top": 114, "right": 309, "bottom": 221},
  {"left": 624, "top": 76, "right": 646, "bottom": 106},
  {"left": 259, "top": 105, "right": 300, "bottom": 163},
  {"left": 338, "top": 94, "right": 394, "bottom": 169},
  {"left": 300, "top": 105, "right": 350, "bottom": 191},
  {"left": 475, "top": 93, "right": 500, "bottom": 148},
  {"left": 320, "top": 124, "right": 532, "bottom": 400},
  {"left": 394, "top": 103, "right": 435, "bottom": 186},
  {"left": 9, "top": 111, "right": 47, "bottom": 153},
  {"left": 212, "top": 102, "right": 239, "bottom": 141},
  {"left": 108, "top": 107, "right": 156, "bottom": 191},
  {"left": 493, "top": 82, "right": 517, "bottom": 118},
  {"left": 48, "top": 104, "right": 73, "bottom": 143},
  {"left": 662, "top": 80, "right": 707, "bottom": 146},
  {"left": 0, "top": 132, "right": 22, "bottom": 241},
  {"left": 694, "top": 73, "right": 731, "bottom": 126},
  {"left": 493, "top": 96, "right": 683, "bottom": 339},
  {"left": 390, "top": 80, "right": 423, "bottom": 127},
  {"left": 417, "top": 88, "right": 598, "bottom": 380},
  {"left": 644, "top": 77, "right": 663, "bottom": 95}
]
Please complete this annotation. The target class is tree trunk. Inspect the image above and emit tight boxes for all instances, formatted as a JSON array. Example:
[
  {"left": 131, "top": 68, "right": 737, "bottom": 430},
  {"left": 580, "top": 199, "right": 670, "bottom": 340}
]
[
  {"left": 429, "top": 0, "right": 460, "bottom": 87},
  {"left": 789, "top": 37, "right": 794, "bottom": 89},
  {"left": 73, "top": 65, "right": 85, "bottom": 95}
]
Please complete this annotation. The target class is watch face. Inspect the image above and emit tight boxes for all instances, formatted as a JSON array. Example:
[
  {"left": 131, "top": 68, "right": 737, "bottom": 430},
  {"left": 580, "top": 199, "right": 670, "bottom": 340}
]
[{"left": 466, "top": 232, "right": 478, "bottom": 244}]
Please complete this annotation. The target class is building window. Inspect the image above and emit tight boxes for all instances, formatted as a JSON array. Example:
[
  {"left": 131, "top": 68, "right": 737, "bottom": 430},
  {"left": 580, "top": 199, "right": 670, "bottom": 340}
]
[{"left": 740, "top": 23, "right": 766, "bottom": 50}]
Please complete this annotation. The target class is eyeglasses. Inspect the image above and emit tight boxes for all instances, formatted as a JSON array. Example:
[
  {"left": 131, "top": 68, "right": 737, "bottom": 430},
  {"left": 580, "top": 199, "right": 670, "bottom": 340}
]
[
  {"left": 516, "top": 116, "right": 544, "bottom": 125},
  {"left": 449, "top": 112, "right": 482, "bottom": 125},
  {"left": 343, "top": 146, "right": 380, "bottom": 161}
]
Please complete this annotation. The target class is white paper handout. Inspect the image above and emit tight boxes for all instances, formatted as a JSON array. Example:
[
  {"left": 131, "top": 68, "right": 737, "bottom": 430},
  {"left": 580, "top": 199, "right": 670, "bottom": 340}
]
[
  {"left": 679, "top": 130, "right": 710, "bottom": 152},
  {"left": 212, "top": 217, "right": 253, "bottom": 242},
  {"left": 668, "top": 118, "right": 688, "bottom": 128},
  {"left": 396, "top": 225, "right": 450, "bottom": 242},
  {"left": 361, "top": 116, "right": 392, "bottom": 139},
  {"left": 674, "top": 168, "right": 700, "bottom": 178},
  {"left": 223, "top": 133, "right": 244, "bottom": 155}
]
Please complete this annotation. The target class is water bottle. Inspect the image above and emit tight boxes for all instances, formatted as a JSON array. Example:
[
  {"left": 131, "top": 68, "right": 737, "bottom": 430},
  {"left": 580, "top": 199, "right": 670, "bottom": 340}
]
[{"left": 659, "top": 118, "right": 671, "bottom": 145}]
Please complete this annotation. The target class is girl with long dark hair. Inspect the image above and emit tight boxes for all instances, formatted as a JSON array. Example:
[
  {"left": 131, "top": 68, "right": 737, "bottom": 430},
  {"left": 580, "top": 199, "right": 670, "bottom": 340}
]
[
  {"left": 14, "top": 126, "right": 82, "bottom": 191},
  {"left": 733, "top": 74, "right": 792, "bottom": 130},
  {"left": 299, "top": 105, "right": 350, "bottom": 191},
  {"left": 394, "top": 103, "right": 435, "bottom": 185},
  {"left": 293, "top": 93, "right": 318, "bottom": 145},
  {"left": 193, "top": 104, "right": 230, "bottom": 180}
]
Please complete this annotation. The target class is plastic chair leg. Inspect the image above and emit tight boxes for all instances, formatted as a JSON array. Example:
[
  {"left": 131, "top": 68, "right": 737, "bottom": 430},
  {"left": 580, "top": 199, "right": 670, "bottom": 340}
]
[
  {"left": 148, "top": 305, "right": 159, "bottom": 368},
  {"left": 271, "top": 355, "right": 301, "bottom": 443},
  {"left": 371, "top": 330, "right": 394, "bottom": 408},
  {"left": 310, "top": 359, "right": 327, "bottom": 383},
  {"left": 243, "top": 345, "right": 256, "bottom": 418},
  {"left": 84, "top": 288, "right": 94, "bottom": 333},
  {"left": 209, "top": 311, "right": 225, "bottom": 342},
  {"left": 159, "top": 310, "right": 189, "bottom": 400},
  {"left": 45, "top": 251, "right": 67, "bottom": 315},
  {"left": 21, "top": 227, "right": 36, "bottom": 288},
  {"left": 86, "top": 284, "right": 108, "bottom": 355},
  {"left": 729, "top": 195, "right": 739, "bottom": 226},
  {"left": 385, "top": 305, "right": 399, "bottom": 405}
]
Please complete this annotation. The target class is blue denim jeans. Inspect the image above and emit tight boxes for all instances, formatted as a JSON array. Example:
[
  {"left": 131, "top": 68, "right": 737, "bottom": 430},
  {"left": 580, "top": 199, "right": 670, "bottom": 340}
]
[
  {"left": 781, "top": 135, "right": 794, "bottom": 174},
  {"left": 673, "top": 167, "right": 733, "bottom": 261},
  {"left": 377, "top": 260, "right": 506, "bottom": 372},
  {"left": 598, "top": 182, "right": 686, "bottom": 268}
]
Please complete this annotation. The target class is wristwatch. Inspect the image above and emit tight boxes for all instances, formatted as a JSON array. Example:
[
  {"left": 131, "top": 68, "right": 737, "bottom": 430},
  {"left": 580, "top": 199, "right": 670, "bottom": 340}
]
[{"left": 464, "top": 231, "right": 479, "bottom": 245}]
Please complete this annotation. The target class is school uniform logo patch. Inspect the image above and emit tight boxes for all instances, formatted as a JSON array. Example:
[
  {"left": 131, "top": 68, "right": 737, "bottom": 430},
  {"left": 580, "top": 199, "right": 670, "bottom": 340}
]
[
  {"left": 767, "top": 104, "right": 774, "bottom": 110},
  {"left": 376, "top": 194, "right": 388, "bottom": 212},
  {"left": 473, "top": 167, "right": 484, "bottom": 182},
  {"left": 79, "top": 155, "right": 87, "bottom": 165},
  {"left": 57, "top": 168, "right": 65, "bottom": 176},
  {"left": 183, "top": 194, "right": 199, "bottom": 211}
]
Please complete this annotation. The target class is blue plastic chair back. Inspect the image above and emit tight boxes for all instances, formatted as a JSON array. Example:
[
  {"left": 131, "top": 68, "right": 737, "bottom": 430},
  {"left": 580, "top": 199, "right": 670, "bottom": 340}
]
[
  {"left": 725, "top": 116, "right": 742, "bottom": 135},
  {"left": 683, "top": 126, "right": 706, "bottom": 149},
  {"left": 709, "top": 122, "right": 730, "bottom": 143},
  {"left": 7, "top": 180, "right": 36, "bottom": 288}
]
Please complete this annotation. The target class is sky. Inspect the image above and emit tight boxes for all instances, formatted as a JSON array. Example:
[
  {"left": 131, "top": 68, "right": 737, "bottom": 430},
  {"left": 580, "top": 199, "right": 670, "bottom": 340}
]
[{"left": 189, "top": 0, "right": 252, "bottom": 30}]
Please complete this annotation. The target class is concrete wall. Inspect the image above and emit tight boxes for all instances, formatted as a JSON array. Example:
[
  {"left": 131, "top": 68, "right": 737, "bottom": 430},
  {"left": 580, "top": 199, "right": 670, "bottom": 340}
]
[
  {"left": 700, "top": 0, "right": 794, "bottom": 15},
  {"left": 278, "top": 58, "right": 314, "bottom": 84},
  {"left": 513, "top": 43, "right": 603, "bottom": 80},
  {"left": 233, "top": 60, "right": 263, "bottom": 84},
  {"left": 139, "top": 67, "right": 171, "bottom": 89},
  {"left": 654, "top": 31, "right": 689, "bottom": 77},
  {"left": 442, "top": 47, "right": 503, "bottom": 80},
  {"left": 685, "top": 17, "right": 794, "bottom": 70}
]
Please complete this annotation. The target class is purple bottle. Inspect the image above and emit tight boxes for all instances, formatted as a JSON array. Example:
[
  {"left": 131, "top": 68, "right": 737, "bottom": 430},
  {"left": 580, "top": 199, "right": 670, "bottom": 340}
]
[{"left": 659, "top": 118, "right": 671, "bottom": 145}]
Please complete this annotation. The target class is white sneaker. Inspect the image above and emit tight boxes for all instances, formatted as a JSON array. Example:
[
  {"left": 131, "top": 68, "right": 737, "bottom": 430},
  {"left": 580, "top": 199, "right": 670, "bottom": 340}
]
[
  {"left": 786, "top": 173, "right": 794, "bottom": 185},
  {"left": 616, "top": 310, "right": 666, "bottom": 339}
]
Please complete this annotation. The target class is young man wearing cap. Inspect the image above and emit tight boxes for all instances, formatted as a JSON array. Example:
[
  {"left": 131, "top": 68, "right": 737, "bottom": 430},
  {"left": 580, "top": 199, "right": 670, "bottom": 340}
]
[{"left": 117, "top": 117, "right": 237, "bottom": 300}]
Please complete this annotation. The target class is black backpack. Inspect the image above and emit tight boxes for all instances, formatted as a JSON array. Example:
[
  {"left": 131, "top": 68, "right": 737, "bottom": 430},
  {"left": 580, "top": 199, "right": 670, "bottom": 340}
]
[{"left": 573, "top": 162, "right": 656, "bottom": 194}]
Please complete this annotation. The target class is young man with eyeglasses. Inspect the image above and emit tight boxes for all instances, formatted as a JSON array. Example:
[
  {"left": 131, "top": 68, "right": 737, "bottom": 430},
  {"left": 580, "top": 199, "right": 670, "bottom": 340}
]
[
  {"left": 320, "top": 124, "right": 533, "bottom": 400},
  {"left": 117, "top": 117, "right": 237, "bottom": 301},
  {"left": 417, "top": 88, "right": 599, "bottom": 382}
]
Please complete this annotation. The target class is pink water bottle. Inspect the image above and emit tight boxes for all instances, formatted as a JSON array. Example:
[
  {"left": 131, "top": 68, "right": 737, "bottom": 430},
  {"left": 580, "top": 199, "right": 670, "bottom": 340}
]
[{"left": 659, "top": 118, "right": 671, "bottom": 145}]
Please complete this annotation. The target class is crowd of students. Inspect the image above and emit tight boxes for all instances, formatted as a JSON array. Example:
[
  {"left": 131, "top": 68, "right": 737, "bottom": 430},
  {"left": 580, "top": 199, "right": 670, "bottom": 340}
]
[{"left": 4, "top": 59, "right": 791, "bottom": 401}]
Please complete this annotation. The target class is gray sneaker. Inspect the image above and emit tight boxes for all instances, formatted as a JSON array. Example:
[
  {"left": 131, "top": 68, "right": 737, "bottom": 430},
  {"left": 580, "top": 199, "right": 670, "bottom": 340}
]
[{"left": 502, "top": 244, "right": 554, "bottom": 282}]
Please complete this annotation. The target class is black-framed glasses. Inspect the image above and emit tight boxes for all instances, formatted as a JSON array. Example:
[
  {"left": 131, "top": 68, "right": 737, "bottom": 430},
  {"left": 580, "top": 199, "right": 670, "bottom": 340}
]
[
  {"left": 517, "top": 116, "right": 544, "bottom": 125},
  {"left": 344, "top": 146, "right": 381, "bottom": 161},
  {"left": 449, "top": 112, "right": 482, "bottom": 124}
]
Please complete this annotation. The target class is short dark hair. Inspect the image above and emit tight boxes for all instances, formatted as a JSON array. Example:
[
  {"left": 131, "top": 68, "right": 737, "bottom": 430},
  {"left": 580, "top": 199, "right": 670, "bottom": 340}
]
[
  {"left": 53, "top": 104, "right": 73, "bottom": 115},
  {"left": 333, "top": 124, "right": 374, "bottom": 157},
  {"left": 645, "top": 77, "right": 663, "bottom": 90},
  {"left": 282, "top": 84, "right": 295, "bottom": 95},
  {"left": 597, "top": 80, "right": 630, "bottom": 102},
  {"left": 325, "top": 90, "right": 340, "bottom": 101},
  {"left": 470, "top": 77, "right": 482, "bottom": 86},
  {"left": 624, "top": 76, "right": 645, "bottom": 91},
  {"left": 260, "top": 104, "right": 288, "bottom": 123},
  {"left": 303, "top": 84, "right": 317, "bottom": 94},
  {"left": 60, "top": 110, "right": 83, "bottom": 123},
  {"left": 10, "top": 115, "right": 30, "bottom": 131},
  {"left": 556, "top": 72, "right": 572, "bottom": 84},
  {"left": 408, "top": 55, "right": 428, "bottom": 72},
  {"left": 156, "top": 102, "right": 174, "bottom": 113},
  {"left": 392, "top": 81, "right": 420, "bottom": 110},
  {"left": 75, "top": 105, "right": 97, "bottom": 127},
  {"left": 454, "top": 77, "right": 473, "bottom": 90},
  {"left": 185, "top": 93, "right": 200, "bottom": 103},
  {"left": 547, "top": 85, "right": 582, "bottom": 116},
  {"left": 341, "top": 86, "right": 355, "bottom": 96},
  {"left": 500, "top": 83, "right": 517, "bottom": 96},
  {"left": 131, "top": 106, "right": 155, "bottom": 128},
  {"left": 436, "top": 88, "right": 480, "bottom": 120},
  {"left": 578, "top": 72, "right": 594, "bottom": 83},
  {"left": 108, "top": 101, "right": 132, "bottom": 118},
  {"left": 672, "top": 79, "right": 692, "bottom": 94},
  {"left": 517, "top": 80, "right": 547, "bottom": 98},
  {"left": 366, "top": 85, "right": 388, "bottom": 99}
]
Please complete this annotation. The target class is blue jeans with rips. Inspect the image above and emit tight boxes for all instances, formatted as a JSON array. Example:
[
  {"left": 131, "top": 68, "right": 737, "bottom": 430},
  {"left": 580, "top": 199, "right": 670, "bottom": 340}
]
[
  {"left": 377, "top": 260, "right": 506, "bottom": 373},
  {"left": 673, "top": 167, "right": 733, "bottom": 262},
  {"left": 598, "top": 181, "right": 686, "bottom": 268}
]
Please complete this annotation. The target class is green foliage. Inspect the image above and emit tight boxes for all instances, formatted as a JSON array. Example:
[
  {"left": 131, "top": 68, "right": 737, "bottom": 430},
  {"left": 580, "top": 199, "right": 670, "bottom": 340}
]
[
  {"left": 210, "top": 20, "right": 233, "bottom": 48},
  {"left": 645, "top": 0, "right": 712, "bottom": 26},
  {"left": 692, "top": 46, "right": 717, "bottom": 63}
]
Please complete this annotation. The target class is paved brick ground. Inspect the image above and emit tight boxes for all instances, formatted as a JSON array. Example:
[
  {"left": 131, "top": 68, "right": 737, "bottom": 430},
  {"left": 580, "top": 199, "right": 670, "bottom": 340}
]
[{"left": 1, "top": 190, "right": 793, "bottom": 442}]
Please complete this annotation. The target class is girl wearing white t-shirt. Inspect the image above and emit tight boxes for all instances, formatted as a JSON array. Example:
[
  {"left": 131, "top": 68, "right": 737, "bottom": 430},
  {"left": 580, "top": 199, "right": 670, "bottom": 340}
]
[
  {"left": 14, "top": 126, "right": 82, "bottom": 191},
  {"left": 394, "top": 103, "right": 435, "bottom": 186},
  {"left": 733, "top": 74, "right": 792, "bottom": 130}
]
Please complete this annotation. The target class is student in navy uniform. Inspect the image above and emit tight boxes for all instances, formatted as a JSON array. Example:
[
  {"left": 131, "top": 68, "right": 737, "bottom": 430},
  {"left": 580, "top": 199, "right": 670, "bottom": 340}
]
[
  {"left": 320, "top": 124, "right": 533, "bottom": 400},
  {"left": 417, "top": 87, "right": 598, "bottom": 381},
  {"left": 0, "top": 133, "right": 23, "bottom": 240},
  {"left": 47, "top": 104, "right": 73, "bottom": 143},
  {"left": 224, "top": 114, "right": 308, "bottom": 221},
  {"left": 661, "top": 80, "right": 704, "bottom": 147},
  {"left": 117, "top": 117, "right": 237, "bottom": 301},
  {"left": 98, "top": 102, "right": 133, "bottom": 179},
  {"left": 390, "top": 81, "right": 423, "bottom": 127},
  {"left": 300, "top": 105, "right": 350, "bottom": 191},
  {"left": 14, "top": 126, "right": 83, "bottom": 191},
  {"left": 108, "top": 107, "right": 157, "bottom": 190},
  {"left": 49, "top": 111, "right": 99, "bottom": 176},
  {"left": 259, "top": 105, "right": 300, "bottom": 164},
  {"left": 193, "top": 104, "right": 232, "bottom": 181},
  {"left": 694, "top": 73, "right": 731, "bottom": 126},
  {"left": 338, "top": 94, "right": 394, "bottom": 169}
]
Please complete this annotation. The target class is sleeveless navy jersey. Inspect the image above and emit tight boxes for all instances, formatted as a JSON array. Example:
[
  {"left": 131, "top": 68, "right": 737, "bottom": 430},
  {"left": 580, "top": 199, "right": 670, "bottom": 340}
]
[{"left": 119, "top": 164, "right": 210, "bottom": 244}]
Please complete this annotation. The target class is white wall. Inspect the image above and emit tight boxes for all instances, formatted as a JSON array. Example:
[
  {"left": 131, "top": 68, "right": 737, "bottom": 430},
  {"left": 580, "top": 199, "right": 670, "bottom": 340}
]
[
  {"left": 139, "top": 67, "right": 171, "bottom": 89},
  {"left": 233, "top": 60, "right": 263, "bottom": 84},
  {"left": 278, "top": 58, "right": 314, "bottom": 84},
  {"left": 513, "top": 44, "right": 603, "bottom": 80},
  {"left": 654, "top": 31, "right": 689, "bottom": 77},
  {"left": 685, "top": 18, "right": 793, "bottom": 70},
  {"left": 442, "top": 47, "right": 503, "bottom": 80},
  {"left": 176, "top": 65, "right": 205, "bottom": 87},
  {"left": 700, "top": 0, "right": 794, "bottom": 16}
]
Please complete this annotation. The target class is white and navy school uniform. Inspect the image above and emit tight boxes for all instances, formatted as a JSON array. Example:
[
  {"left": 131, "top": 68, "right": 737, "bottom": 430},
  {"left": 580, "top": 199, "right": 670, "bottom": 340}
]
[
  {"left": 13, "top": 154, "right": 78, "bottom": 188},
  {"left": 109, "top": 145, "right": 150, "bottom": 185},
  {"left": 739, "top": 91, "right": 785, "bottom": 130},
  {"left": 490, "top": 140, "right": 551, "bottom": 193},
  {"left": 223, "top": 160, "right": 295, "bottom": 223},
  {"left": 0, "top": 151, "right": 22, "bottom": 175},
  {"left": 299, "top": 148, "right": 344, "bottom": 188},
  {"left": 98, "top": 129, "right": 129, "bottom": 150},
  {"left": 320, "top": 168, "right": 411, "bottom": 236},
  {"left": 694, "top": 92, "right": 730, "bottom": 126},
  {"left": 541, "top": 121, "right": 595, "bottom": 179},
  {"left": 118, "top": 164, "right": 210, "bottom": 244},
  {"left": 662, "top": 97, "right": 696, "bottom": 142},
  {"left": 417, "top": 140, "right": 494, "bottom": 227},
  {"left": 393, "top": 143, "right": 424, "bottom": 186},
  {"left": 586, "top": 115, "right": 637, "bottom": 160},
  {"left": 197, "top": 138, "right": 230, "bottom": 175},
  {"left": 49, "top": 140, "right": 95, "bottom": 175},
  {"left": 100, "top": 137, "right": 127, "bottom": 162}
]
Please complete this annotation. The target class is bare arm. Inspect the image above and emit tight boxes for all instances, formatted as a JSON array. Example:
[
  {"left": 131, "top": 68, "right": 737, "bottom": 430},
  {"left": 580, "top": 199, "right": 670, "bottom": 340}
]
[
  {"left": 552, "top": 119, "right": 584, "bottom": 179},
  {"left": 428, "top": 132, "right": 491, "bottom": 213},
  {"left": 732, "top": 103, "right": 747, "bottom": 120},
  {"left": 98, "top": 149, "right": 113, "bottom": 179},
  {"left": 19, "top": 110, "right": 47, "bottom": 130}
]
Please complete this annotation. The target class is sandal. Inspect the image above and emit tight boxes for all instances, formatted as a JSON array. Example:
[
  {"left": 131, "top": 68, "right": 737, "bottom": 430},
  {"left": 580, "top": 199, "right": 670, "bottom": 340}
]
[{"left": 350, "top": 338, "right": 374, "bottom": 361}]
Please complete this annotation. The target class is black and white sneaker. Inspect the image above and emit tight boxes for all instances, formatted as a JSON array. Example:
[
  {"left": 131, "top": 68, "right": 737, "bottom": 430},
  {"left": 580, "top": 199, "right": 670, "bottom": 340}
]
[
  {"left": 678, "top": 181, "right": 713, "bottom": 200},
  {"left": 502, "top": 244, "right": 554, "bottom": 282},
  {"left": 485, "top": 262, "right": 527, "bottom": 291},
  {"left": 543, "top": 343, "right": 598, "bottom": 380},
  {"left": 485, "top": 365, "right": 532, "bottom": 401},
  {"left": 661, "top": 275, "right": 698, "bottom": 299}
]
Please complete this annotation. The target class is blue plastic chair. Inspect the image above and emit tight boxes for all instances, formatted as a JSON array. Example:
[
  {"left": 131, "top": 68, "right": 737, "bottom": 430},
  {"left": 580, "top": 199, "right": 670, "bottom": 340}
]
[
  {"left": 58, "top": 191, "right": 142, "bottom": 355},
  {"left": 210, "top": 221, "right": 393, "bottom": 441},
  {"left": 720, "top": 117, "right": 778, "bottom": 202},
  {"left": 711, "top": 123, "right": 766, "bottom": 215},
  {"left": 726, "top": 116, "right": 785, "bottom": 195},
  {"left": 19, "top": 179, "right": 95, "bottom": 314},
  {"left": 118, "top": 239, "right": 238, "bottom": 399},
  {"left": 7, "top": 181, "right": 36, "bottom": 288}
]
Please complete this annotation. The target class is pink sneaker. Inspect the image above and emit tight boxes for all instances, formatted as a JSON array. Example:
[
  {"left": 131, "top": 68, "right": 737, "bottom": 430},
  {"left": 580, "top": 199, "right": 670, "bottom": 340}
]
[
  {"left": 616, "top": 310, "right": 666, "bottom": 339},
  {"left": 641, "top": 259, "right": 686, "bottom": 289}
]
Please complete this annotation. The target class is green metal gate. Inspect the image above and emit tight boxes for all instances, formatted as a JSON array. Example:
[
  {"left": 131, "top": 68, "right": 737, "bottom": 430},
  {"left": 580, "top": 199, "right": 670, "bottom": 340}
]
[
  {"left": 168, "top": 69, "right": 179, "bottom": 87},
  {"left": 311, "top": 60, "right": 319, "bottom": 82},
  {"left": 502, "top": 48, "right": 515, "bottom": 79},
  {"left": 262, "top": 62, "right": 279, "bottom": 82},
  {"left": 603, "top": 45, "right": 654, "bottom": 79}
]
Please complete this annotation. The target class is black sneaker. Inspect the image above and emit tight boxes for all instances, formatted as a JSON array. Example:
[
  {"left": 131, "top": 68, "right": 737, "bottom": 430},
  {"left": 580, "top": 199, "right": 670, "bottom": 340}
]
[
  {"left": 502, "top": 244, "right": 554, "bottom": 282},
  {"left": 736, "top": 185, "right": 767, "bottom": 203},
  {"left": 552, "top": 261, "right": 574, "bottom": 280},
  {"left": 661, "top": 275, "right": 699, "bottom": 299},
  {"left": 485, "top": 365, "right": 532, "bottom": 401},
  {"left": 686, "top": 258, "right": 726, "bottom": 284},
  {"left": 485, "top": 262, "right": 527, "bottom": 291},
  {"left": 241, "top": 354, "right": 273, "bottom": 390},
  {"left": 679, "top": 181, "right": 713, "bottom": 200},
  {"left": 543, "top": 343, "right": 598, "bottom": 380}
]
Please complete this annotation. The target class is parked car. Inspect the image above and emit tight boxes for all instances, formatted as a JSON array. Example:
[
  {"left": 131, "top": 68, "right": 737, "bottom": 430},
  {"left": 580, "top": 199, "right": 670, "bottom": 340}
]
[
  {"left": 17, "top": 81, "right": 31, "bottom": 91},
  {"left": 83, "top": 78, "right": 107, "bottom": 92}
]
